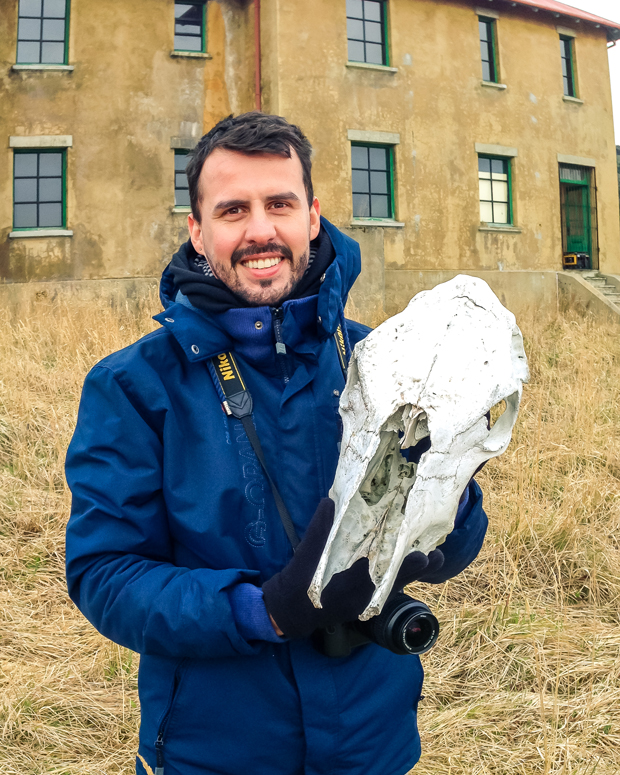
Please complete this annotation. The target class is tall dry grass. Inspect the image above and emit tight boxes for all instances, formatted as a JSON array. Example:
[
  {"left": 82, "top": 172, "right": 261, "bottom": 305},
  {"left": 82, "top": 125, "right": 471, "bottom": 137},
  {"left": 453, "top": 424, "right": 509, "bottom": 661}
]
[{"left": 0, "top": 293, "right": 618, "bottom": 773}]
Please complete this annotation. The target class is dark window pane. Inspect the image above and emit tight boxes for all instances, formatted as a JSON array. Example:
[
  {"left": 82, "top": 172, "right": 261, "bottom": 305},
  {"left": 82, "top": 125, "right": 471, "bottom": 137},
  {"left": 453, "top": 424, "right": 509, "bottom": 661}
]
[
  {"left": 346, "top": 0, "right": 363, "bottom": 19},
  {"left": 175, "top": 189, "right": 191, "bottom": 207},
  {"left": 364, "top": 20, "right": 382, "bottom": 43},
  {"left": 347, "top": 18, "right": 364, "bottom": 40},
  {"left": 351, "top": 145, "right": 368, "bottom": 168},
  {"left": 370, "top": 170, "right": 388, "bottom": 194},
  {"left": 14, "top": 153, "right": 38, "bottom": 177},
  {"left": 353, "top": 193, "right": 370, "bottom": 218},
  {"left": 42, "top": 18, "right": 65, "bottom": 41},
  {"left": 175, "top": 3, "right": 200, "bottom": 20},
  {"left": 39, "top": 177, "right": 62, "bottom": 202},
  {"left": 39, "top": 153, "right": 62, "bottom": 176},
  {"left": 347, "top": 39, "right": 365, "bottom": 62},
  {"left": 174, "top": 35, "right": 201, "bottom": 51},
  {"left": 18, "top": 18, "right": 41, "bottom": 40},
  {"left": 482, "top": 61, "right": 491, "bottom": 82},
  {"left": 175, "top": 154, "right": 189, "bottom": 171},
  {"left": 17, "top": 41, "right": 41, "bottom": 63},
  {"left": 43, "top": 0, "right": 66, "bottom": 18},
  {"left": 41, "top": 41, "right": 64, "bottom": 62},
  {"left": 371, "top": 195, "right": 389, "bottom": 218},
  {"left": 352, "top": 169, "right": 369, "bottom": 193},
  {"left": 369, "top": 146, "right": 387, "bottom": 170},
  {"left": 20, "top": 0, "right": 42, "bottom": 16},
  {"left": 491, "top": 158, "right": 505, "bottom": 175},
  {"left": 14, "top": 179, "right": 38, "bottom": 203},
  {"left": 39, "top": 202, "right": 62, "bottom": 226},
  {"left": 364, "top": 1, "right": 382, "bottom": 22},
  {"left": 478, "top": 157, "right": 491, "bottom": 173},
  {"left": 175, "top": 173, "right": 188, "bottom": 188},
  {"left": 365, "top": 42, "right": 383, "bottom": 64},
  {"left": 14, "top": 204, "right": 38, "bottom": 228}
]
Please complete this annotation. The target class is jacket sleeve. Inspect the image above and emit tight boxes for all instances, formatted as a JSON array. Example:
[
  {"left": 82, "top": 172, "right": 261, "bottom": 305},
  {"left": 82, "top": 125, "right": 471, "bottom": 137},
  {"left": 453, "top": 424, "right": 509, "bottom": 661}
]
[
  {"left": 420, "top": 479, "right": 488, "bottom": 584},
  {"left": 65, "top": 365, "right": 262, "bottom": 660}
]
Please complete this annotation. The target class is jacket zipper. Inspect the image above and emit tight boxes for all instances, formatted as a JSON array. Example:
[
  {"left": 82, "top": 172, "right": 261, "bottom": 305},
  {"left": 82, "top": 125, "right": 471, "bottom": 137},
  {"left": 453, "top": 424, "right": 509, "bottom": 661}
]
[
  {"left": 153, "top": 661, "right": 185, "bottom": 775},
  {"left": 271, "top": 307, "right": 291, "bottom": 384}
]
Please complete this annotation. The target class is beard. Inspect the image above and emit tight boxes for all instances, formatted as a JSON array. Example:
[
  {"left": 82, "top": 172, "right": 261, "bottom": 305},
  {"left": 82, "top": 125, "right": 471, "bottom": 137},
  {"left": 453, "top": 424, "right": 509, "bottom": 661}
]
[{"left": 206, "top": 241, "right": 310, "bottom": 307}]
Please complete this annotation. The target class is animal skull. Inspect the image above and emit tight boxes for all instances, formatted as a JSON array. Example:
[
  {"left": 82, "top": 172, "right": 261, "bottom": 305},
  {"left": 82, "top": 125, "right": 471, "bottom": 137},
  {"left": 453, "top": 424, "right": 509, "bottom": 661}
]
[{"left": 309, "top": 275, "right": 529, "bottom": 620}]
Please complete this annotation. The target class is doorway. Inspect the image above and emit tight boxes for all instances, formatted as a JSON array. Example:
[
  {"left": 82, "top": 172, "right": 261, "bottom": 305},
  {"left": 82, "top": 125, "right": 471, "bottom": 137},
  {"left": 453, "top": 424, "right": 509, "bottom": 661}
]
[{"left": 559, "top": 164, "right": 597, "bottom": 270}]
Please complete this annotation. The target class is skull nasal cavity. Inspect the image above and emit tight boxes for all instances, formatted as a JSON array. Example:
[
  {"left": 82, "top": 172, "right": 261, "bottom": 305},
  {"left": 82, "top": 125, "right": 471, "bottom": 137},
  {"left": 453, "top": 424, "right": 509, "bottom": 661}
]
[{"left": 489, "top": 400, "right": 507, "bottom": 429}]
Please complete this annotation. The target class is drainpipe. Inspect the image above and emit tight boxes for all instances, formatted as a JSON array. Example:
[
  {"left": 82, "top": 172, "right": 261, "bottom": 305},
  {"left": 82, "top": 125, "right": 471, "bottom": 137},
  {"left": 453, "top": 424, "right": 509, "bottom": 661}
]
[{"left": 254, "top": 0, "right": 262, "bottom": 111}]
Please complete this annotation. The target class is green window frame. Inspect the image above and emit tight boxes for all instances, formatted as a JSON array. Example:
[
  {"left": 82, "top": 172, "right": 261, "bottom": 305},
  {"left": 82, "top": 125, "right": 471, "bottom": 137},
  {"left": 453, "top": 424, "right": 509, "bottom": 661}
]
[
  {"left": 478, "top": 16, "right": 498, "bottom": 83},
  {"left": 16, "top": 0, "right": 70, "bottom": 65},
  {"left": 560, "top": 35, "right": 576, "bottom": 97},
  {"left": 478, "top": 155, "right": 512, "bottom": 225},
  {"left": 13, "top": 149, "right": 67, "bottom": 230},
  {"left": 351, "top": 143, "right": 394, "bottom": 220},
  {"left": 174, "top": 1, "right": 206, "bottom": 53},
  {"left": 346, "top": 0, "right": 388, "bottom": 66},
  {"left": 174, "top": 150, "right": 191, "bottom": 207}
]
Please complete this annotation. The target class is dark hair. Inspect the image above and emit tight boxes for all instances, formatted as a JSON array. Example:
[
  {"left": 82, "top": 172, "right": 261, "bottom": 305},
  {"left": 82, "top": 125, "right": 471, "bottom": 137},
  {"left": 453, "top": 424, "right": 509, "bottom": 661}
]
[{"left": 186, "top": 112, "right": 314, "bottom": 221}]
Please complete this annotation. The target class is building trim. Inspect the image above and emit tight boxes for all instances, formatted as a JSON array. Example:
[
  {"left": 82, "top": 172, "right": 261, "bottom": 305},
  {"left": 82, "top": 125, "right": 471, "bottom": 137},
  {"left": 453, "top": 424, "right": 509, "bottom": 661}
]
[
  {"left": 475, "top": 7, "right": 499, "bottom": 19},
  {"left": 557, "top": 153, "right": 596, "bottom": 167},
  {"left": 9, "top": 229, "right": 73, "bottom": 238},
  {"left": 563, "top": 95, "right": 584, "bottom": 105},
  {"left": 556, "top": 26, "right": 577, "bottom": 38},
  {"left": 479, "top": 226, "right": 522, "bottom": 234},
  {"left": 481, "top": 81, "right": 507, "bottom": 90},
  {"left": 171, "top": 136, "right": 198, "bottom": 150},
  {"left": 345, "top": 61, "right": 398, "bottom": 74},
  {"left": 348, "top": 130, "right": 400, "bottom": 145},
  {"left": 12, "top": 64, "right": 74, "bottom": 71},
  {"left": 475, "top": 143, "right": 518, "bottom": 157},
  {"left": 10, "top": 135, "right": 73, "bottom": 148},
  {"left": 169, "top": 51, "right": 212, "bottom": 59},
  {"left": 171, "top": 206, "right": 192, "bottom": 214},
  {"left": 350, "top": 219, "right": 405, "bottom": 228}
]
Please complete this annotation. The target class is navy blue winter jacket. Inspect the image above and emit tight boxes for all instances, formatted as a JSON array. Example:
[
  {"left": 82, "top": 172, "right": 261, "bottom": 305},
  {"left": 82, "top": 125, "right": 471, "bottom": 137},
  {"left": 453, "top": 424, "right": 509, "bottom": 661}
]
[{"left": 65, "top": 217, "right": 487, "bottom": 775}]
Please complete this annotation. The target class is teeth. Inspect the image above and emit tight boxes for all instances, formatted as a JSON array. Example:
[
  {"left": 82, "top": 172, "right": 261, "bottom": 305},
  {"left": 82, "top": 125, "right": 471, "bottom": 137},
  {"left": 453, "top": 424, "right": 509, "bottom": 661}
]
[{"left": 244, "top": 257, "right": 282, "bottom": 270}]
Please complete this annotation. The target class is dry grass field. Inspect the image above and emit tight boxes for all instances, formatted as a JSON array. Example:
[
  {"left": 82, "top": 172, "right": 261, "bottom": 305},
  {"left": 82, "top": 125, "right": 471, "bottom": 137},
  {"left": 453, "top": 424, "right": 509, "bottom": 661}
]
[{"left": 0, "top": 293, "right": 618, "bottom": 774}]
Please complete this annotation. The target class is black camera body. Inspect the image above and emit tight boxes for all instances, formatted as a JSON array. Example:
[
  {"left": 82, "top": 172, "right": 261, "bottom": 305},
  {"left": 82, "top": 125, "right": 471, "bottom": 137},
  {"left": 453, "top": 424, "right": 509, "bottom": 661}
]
[{"left": 312, "top": 592, "right": 439, "bottom": 658}]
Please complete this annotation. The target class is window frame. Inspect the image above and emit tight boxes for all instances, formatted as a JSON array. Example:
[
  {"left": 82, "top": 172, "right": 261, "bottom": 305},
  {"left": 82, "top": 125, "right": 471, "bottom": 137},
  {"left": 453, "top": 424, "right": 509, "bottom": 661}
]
[
  {"left": 16, "top": 0, "right": 71, "bottom": 66},
  {"left": 174, "top": 149, "right": 191, "bottom": 209},
  {"left": 478, "top": 154, "right": 513, "bottom": 227},
  {"left": 560, "top": 34, "right": 577, "bottom": 98},
  {"left": 12, "top": 148, "right": 67, "bottom": 231},
  {"left": 478, "top": 15, "right": 499, "bottom": 84},
  {"left": 173, "top": 1, "right": 207, "bottom": 54},
  {"left": 350, "top": 141, "right": 395, "bottom": 221},
  {"left": 346, "top": 0, "right": 389, "bottom": 68}
]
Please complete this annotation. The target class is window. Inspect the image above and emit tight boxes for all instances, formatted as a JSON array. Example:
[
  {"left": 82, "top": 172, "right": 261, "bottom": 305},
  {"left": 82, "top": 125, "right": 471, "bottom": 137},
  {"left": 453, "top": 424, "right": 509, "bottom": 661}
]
[
  {"left": 346, "top": 0, "right": 387, "bottom": 66},
  {"left": 174, "top": 151, "right": 190, "bottom": 207},
  {"left": 13, "top": 150, "right": 65, "bottom": 229},
  {"left": 16, "top": 0, "right": 69, "bottom": 65},
  {"left": 478, "top": 16, "right": 498, "bottom": 83},
  {"left": 174, "top": 2, "right": 205, "bottom": 52},
  {"left": 351, "top": 144, "right": 393, "bottom": 219},
  {"left": 478, "top": 156, "right": 511, "bottom": 225},
  {"left": 560, "top": 35, "right": 576, "bottom": 97}
]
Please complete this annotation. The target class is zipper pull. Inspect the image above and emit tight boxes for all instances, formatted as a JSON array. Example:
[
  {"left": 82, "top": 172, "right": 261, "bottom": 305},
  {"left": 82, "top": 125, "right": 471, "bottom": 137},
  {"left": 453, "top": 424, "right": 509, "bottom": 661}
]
[
  {"left": 271, "top": 307, "right": 290, "bottom": 383},
  {"left": 154, "top": 732, "right": 165, "bottom": 775}
]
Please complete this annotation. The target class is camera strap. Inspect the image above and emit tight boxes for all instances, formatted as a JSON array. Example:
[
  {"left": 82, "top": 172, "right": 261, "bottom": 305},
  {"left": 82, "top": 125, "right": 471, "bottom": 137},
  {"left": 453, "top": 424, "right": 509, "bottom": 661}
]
[{"left": 208, "top": 326, "right": 348, "bottom": 552}]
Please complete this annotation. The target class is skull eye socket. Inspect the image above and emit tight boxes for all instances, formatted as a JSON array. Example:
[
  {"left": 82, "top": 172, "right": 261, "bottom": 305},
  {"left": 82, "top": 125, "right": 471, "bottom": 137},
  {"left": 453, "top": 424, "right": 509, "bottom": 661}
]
[{"left": 489, "top": 399, "right": 507, "bottom": 428}]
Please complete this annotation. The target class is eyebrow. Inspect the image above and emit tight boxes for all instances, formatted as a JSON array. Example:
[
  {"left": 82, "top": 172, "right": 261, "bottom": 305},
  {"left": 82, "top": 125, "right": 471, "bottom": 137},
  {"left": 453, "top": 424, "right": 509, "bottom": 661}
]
[{"left": 213, "top": 191, "right": 301, "bottom": 214}]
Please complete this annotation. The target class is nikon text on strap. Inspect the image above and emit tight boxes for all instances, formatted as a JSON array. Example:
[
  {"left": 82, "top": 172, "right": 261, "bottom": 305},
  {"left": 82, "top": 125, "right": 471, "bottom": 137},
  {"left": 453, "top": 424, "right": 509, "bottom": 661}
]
[{"left": 208, "top": 328, "right": 349, "bottom": 551}]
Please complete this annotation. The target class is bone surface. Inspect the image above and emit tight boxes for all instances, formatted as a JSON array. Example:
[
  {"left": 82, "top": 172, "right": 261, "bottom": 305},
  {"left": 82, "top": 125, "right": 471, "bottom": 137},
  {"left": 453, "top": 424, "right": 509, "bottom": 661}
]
[{"left": 309, "top": 275, "right": 529, "bottom": 619}]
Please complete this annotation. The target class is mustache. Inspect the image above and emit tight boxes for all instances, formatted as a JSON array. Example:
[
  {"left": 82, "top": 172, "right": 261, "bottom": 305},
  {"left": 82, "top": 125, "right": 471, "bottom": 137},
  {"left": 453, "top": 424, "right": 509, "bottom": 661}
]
[{"left": 231, "top": 242, "right": 293, "bottom": 267}]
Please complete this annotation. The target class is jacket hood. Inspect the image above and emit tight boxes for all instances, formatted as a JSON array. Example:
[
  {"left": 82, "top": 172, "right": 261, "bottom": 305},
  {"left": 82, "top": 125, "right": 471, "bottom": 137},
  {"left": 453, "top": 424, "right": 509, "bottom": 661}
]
[{"left": 158, "top": 216, "right": 361, "bottom": 336}]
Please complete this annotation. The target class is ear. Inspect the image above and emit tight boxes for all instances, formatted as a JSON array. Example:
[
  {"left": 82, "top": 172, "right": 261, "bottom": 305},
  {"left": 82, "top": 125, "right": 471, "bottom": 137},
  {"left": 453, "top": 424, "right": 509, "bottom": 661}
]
[
  {"left": 309, "top": 197, "right": 321, "bottom": 240},
  {"left": 188, "top": 213, "right": 205, "bottom": 255}
]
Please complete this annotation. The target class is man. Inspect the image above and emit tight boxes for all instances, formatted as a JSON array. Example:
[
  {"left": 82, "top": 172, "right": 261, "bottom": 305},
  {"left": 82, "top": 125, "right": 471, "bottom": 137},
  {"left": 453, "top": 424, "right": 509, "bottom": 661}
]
[{"left": 65, "top": 112, "right": 487, "bottom": 775}]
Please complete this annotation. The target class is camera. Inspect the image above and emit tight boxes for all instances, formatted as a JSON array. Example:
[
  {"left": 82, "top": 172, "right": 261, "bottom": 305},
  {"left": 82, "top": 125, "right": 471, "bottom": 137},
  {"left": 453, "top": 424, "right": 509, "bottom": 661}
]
[{"left": 312, "top": 592, "right": 439, "bottom": 658}]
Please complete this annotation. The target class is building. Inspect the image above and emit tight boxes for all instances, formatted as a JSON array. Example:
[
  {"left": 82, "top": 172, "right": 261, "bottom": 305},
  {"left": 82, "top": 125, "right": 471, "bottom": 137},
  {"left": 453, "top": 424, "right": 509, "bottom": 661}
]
[{"left": 2, "top": 0, "right": 620, "bottom": 321}]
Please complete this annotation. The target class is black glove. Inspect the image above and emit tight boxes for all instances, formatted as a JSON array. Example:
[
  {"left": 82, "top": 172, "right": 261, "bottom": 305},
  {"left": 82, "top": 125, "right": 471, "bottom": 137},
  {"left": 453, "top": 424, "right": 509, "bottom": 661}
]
[
  {"left": 263, "top": 499, "right": 445, "bottom": 639},
  {"left": 263, "top": 498, "right": 375, "bottom": 639}
]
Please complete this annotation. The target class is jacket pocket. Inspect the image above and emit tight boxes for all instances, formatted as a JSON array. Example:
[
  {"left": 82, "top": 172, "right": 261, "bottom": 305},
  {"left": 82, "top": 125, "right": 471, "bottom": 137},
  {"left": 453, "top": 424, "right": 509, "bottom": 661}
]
[{"left": 154, "top": 659, "right": 186, "bottom": 773}]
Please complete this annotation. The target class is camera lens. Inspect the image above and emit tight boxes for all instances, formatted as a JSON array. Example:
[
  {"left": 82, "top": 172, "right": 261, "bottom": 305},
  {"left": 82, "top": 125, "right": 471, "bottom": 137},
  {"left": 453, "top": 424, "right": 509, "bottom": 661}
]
[
  {"left": 364, "top": 592, "right": 440, "bottom": 656},
  {"left": 401, "top": 613, "right": 438, "bottom": 654}
]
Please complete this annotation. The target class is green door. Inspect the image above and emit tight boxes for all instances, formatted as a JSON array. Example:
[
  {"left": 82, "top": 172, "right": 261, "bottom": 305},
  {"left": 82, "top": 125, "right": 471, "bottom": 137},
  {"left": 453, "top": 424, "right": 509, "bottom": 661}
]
[{"left": 564, "top": 183, "right": 591, "bottom": 255}]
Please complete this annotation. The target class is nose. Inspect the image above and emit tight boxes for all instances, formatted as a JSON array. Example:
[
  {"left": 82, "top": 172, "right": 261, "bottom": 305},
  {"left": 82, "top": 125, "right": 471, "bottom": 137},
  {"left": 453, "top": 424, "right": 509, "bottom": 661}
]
[{"left": 244, "top": 204, "right": 277, "bottom": 244}]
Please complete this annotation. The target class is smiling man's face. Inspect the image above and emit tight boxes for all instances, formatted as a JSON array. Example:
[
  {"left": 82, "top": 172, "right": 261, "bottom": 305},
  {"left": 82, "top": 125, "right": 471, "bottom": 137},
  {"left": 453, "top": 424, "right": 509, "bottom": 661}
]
[{"left": 188, "top": 147, "right": 321, "bottom": 307}]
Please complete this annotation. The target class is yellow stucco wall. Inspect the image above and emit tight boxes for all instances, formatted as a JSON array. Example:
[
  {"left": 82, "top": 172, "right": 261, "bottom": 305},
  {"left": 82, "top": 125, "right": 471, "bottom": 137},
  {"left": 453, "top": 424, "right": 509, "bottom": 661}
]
[
  {"left": 0, "top": 0, "right": 254, "bottom": 283},
  {"left": 260, "top": 0, "right": 620, "bottom": 315}
]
